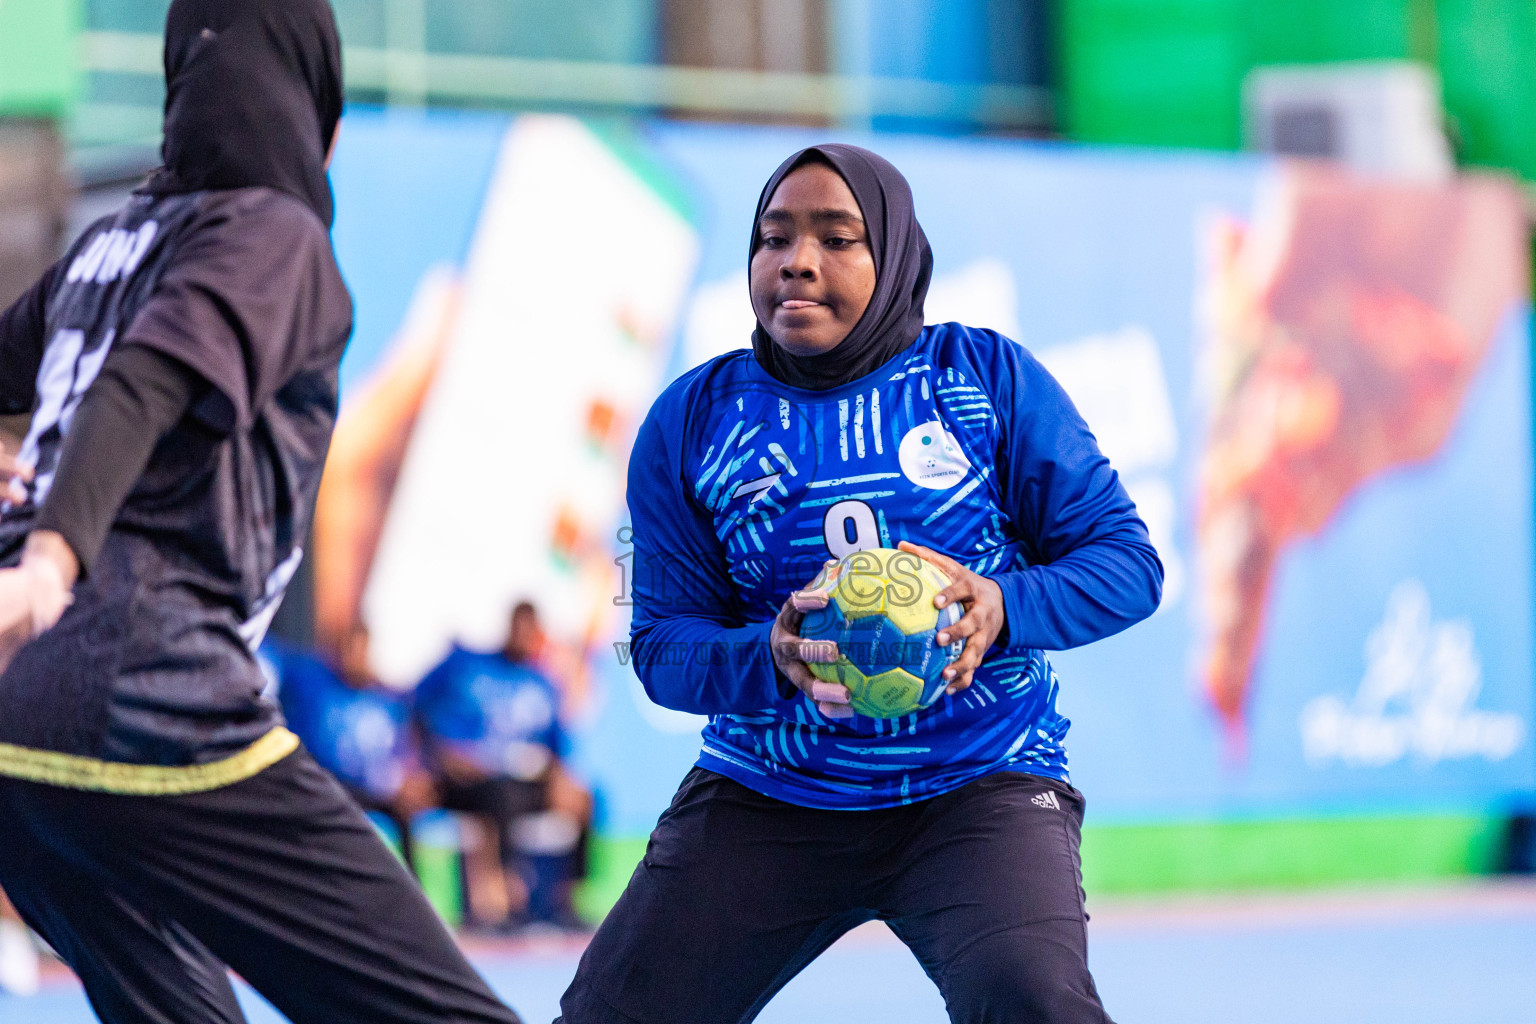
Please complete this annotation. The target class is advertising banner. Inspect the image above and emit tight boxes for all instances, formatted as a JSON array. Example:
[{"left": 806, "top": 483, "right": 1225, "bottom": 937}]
[{"left": 325, "top": 109, "right": 1534, "bottom": 835}]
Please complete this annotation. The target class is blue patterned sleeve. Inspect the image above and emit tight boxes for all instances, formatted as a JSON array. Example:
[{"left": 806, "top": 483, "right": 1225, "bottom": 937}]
[
  {"left": 626, "top": 385, "right": 787, "bottom": 715},
  {"left": 984, "top": 337, "right": 1163, "bottom": 651}
]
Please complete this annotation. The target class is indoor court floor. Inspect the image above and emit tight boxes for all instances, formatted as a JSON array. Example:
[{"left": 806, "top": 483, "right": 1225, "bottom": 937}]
[{"left": 5, "top": 881, "right": 1533, "bottom": 1023}]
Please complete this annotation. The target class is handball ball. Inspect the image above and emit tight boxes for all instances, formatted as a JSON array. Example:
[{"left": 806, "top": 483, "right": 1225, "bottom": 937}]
[{"left": 798, "top": 547, "right": 964, "bottom": 718}]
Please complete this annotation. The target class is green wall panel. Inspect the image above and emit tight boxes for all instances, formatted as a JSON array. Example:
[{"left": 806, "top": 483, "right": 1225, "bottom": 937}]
[
  {"left": 1061, "top": 0, "right": 1536, "bottom": 180},
  {"left": 1082, "top": 814, "right": 1504, "bottom": 893},
  {"left": 1245, "top": 0, "right": 1422, "bottom": 65},
  {"left": 0, "top": 0, "right": 82, "bottom": 117},
  {"left": 573, "top": 814, "right": 1506, "bottom": 921},
  {"left": 1437, "top": 0, "right": 1536, "bottom": 179},
  {"left": 1061, "top": 0, "right": 1244, "bottom": 148}
]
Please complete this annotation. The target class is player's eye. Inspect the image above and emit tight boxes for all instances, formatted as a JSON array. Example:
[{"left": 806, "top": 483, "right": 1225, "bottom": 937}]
[{"left": 760, "top": 231, "right": 788, "bottom": 248}]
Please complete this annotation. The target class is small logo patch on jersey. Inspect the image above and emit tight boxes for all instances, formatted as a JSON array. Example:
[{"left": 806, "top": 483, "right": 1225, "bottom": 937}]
[
  {"left": 732, "top": 472, "right": 783, "bottom": 508},
  {"left": 898, "top": 420, "right": 970, "bottom": 490},
  {"left": 1031, "top": 790, "right": 1061, "bottom": 811}
]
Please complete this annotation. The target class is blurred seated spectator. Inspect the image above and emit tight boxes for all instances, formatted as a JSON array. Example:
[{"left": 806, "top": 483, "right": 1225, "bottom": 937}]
[
  {"left": 507, "top": 596, "right": 595, "bottom": 724},
  {"left": 416, "top": 602, "right": 593, "bottom": 931},
  {"left": 269, "top": 623, "right": 437, "bottom": 871}
]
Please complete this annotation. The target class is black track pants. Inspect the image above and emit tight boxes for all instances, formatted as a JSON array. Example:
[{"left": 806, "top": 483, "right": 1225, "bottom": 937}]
[
  {"left": 557, "top": 768, "right": 1113, "bottom": 1024},
  {"left": 0, "top": 748, "right": 523, "bottom": 1024}
]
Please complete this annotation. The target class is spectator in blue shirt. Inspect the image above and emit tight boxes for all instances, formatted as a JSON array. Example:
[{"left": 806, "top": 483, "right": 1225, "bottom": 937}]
[
  {"left": 274, "top": 623, "right": 436, "bottom": 870},
  {"left": 416, "top": 602, "right": 592, "bottom": 930}
]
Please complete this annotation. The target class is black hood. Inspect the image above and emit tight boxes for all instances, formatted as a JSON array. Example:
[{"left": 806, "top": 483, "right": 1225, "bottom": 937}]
[
  {"left": 142, "top": 0, "right": 344, "bottom": 227},
  {"left": 750, "top": 144, "right": 933, "bottom": 391}
]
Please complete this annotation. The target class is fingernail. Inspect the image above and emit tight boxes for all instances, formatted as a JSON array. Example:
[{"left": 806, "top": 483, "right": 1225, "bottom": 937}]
[
  {"left": 945, "top": 685, "right": 958, "bottom": 696},
  {"left": 811, "top": 683, "right": 849, "bottom": 704},
  {"left": 936, "top": 633, "right": 948, "bottom": 646},
  {"left": 934, "top": 596, "right": 947, "bottom": 608},
  {"left": 943, "top": 668, "right": 955, "bottom": 680}
]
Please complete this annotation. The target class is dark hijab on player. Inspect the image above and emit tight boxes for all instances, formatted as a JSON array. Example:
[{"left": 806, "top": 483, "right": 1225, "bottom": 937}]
[
  {"left": 749, "top": 144, "right": 934, "bottom": 391},
  {"left": 142, "top": 0, "right": 344, "bottom": 228}
]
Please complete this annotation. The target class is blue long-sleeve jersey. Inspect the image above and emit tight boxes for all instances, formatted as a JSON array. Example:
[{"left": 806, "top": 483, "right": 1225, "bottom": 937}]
[{"left": 627, "top": 323, "right": 1163, "bottom": 809}]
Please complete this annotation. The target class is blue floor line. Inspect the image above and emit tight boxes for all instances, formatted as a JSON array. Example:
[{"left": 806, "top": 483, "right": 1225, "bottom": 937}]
[{"left": 5, "top": 909, "right": 1534, "bottom": 1023}]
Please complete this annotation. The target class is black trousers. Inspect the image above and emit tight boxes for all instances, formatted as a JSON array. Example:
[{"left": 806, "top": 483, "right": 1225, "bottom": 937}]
[
  {"left": 346, "top": 785, "right": 418, "bottom": 874},
  {"left": 0, "top": 748, "right": 523, "bottom": 1024},
  {"left": 557, "top": 768, "right": 1113, "bottom": 1024}
]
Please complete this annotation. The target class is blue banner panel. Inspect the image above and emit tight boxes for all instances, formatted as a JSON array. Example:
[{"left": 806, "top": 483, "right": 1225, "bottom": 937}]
[{"left": 327, "top": 110, "right": 1534, "bottom": 834}]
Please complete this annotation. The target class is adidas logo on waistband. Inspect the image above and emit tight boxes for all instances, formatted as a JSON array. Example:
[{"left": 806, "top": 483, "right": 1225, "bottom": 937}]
[{"left": 1031, "top": 790, "right": 1061, "bottom": 811}]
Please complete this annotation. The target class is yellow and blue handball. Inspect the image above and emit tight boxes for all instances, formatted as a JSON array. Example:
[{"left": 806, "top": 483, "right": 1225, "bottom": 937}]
[{"left": 798, "top": 547, "right": 964, "bottom": 719}]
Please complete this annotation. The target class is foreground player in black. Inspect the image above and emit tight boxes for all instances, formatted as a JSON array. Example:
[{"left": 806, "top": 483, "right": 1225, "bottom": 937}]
[{"left": 0, "top": 2, "right": 522, "bottom": 1022}]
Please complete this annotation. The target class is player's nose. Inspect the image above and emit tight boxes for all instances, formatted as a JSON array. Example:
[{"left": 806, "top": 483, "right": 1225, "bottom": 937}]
[{"left": 780, "top": 236, "right": 819, "bottom": 278}]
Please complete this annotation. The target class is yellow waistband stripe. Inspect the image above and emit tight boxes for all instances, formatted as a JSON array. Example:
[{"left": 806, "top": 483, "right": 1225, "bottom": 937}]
[{"left": 0, "top": 727, "right": 300, "bottom": 795}]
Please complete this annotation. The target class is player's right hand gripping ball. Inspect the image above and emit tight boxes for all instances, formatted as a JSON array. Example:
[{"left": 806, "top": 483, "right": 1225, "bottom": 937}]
[{"left": 798, "top": 547, "right": 964, "bottom": 718}]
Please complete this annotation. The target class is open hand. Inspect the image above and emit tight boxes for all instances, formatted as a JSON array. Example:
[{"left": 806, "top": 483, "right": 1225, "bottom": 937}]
[
  {"left": 897, "top": 541, "right": 1006, "bottom": 695},
  {"left": 770, "top": 562, "right": 853, "bottom": 719}
]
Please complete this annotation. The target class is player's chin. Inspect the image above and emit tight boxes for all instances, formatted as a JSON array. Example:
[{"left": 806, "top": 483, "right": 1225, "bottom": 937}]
[{"left": 770, "top": 317, "right": 845, "bottom": 356}]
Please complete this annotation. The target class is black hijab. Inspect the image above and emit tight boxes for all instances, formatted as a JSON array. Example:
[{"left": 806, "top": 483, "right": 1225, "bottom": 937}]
[
  {"left": 750, "top": 144, "right": 933, "bottom": 391},
  {"left": 142, "top": 0, "right": 344, "bottom": 228}
]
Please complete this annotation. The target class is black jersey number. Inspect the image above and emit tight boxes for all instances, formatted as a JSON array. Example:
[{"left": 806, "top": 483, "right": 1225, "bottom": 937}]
[{"left": 822, "top": 499, "right": 879, "bottom": 559}]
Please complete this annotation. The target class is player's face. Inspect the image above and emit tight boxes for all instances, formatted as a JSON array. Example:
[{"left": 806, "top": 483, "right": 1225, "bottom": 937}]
[{"left": 750, "top": 163, "right": 877, "bottom": 357}]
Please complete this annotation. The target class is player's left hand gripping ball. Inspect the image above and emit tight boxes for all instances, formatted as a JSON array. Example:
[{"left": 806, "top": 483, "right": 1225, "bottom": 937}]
[
  {"left": 896, "top": 541, "right": 1006, "bottom": 695},
  {"left": 772, "top": 562, "right": 854, "bottom": 719}
]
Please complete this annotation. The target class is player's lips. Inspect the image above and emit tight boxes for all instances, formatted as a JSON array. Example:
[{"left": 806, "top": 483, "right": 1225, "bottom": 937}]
[{"left": 777, "top": 299, "right": 825, "bottom": 310}]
